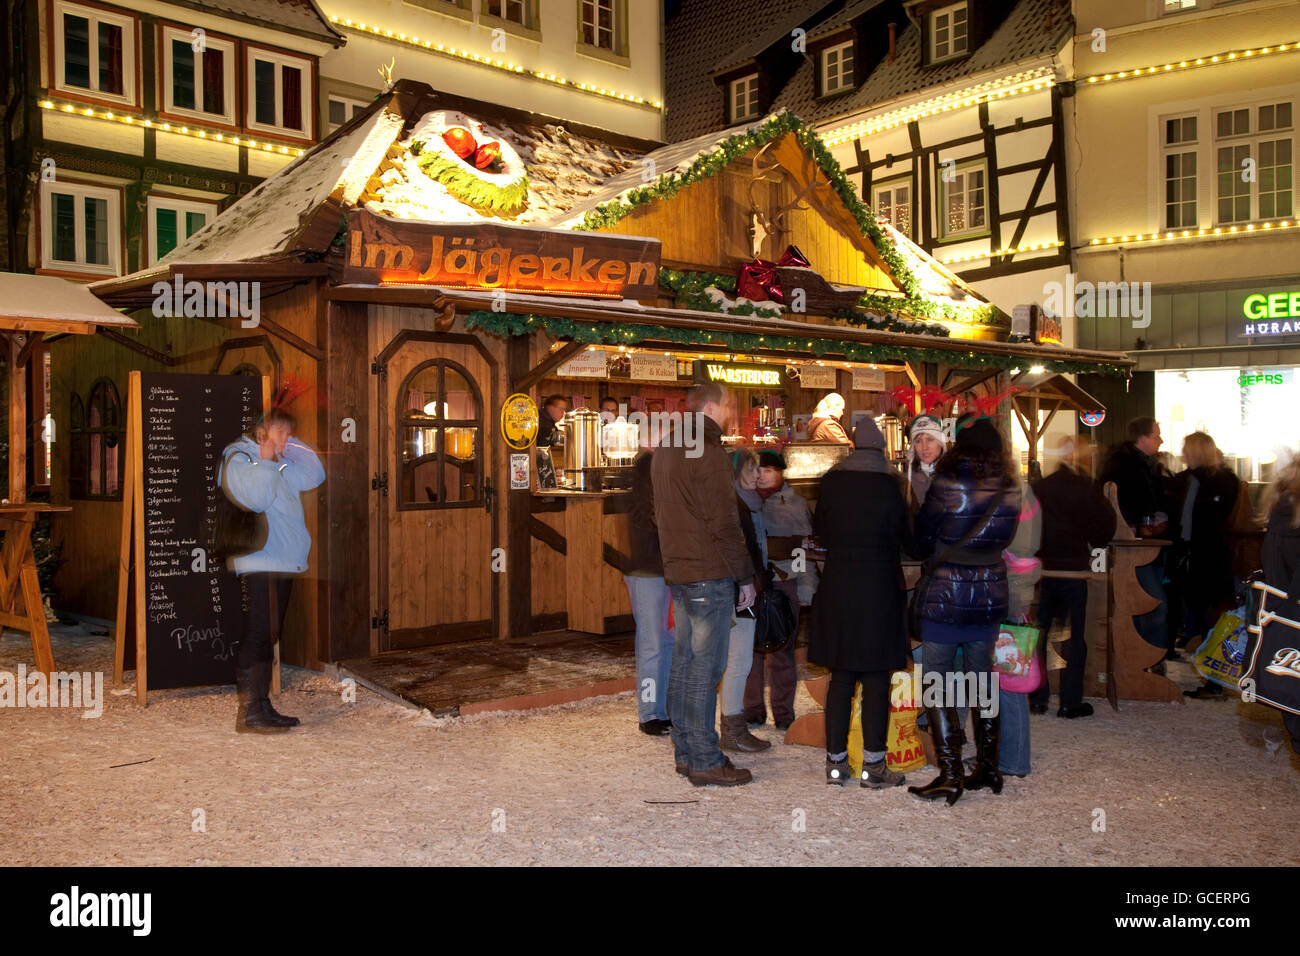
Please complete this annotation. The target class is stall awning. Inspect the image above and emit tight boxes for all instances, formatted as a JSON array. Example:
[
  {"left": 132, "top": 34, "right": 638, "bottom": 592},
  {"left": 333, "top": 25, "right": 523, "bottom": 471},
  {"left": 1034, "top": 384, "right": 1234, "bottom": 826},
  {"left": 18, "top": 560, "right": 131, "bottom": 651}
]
[
  {"left": 1007, "top": 370, "right": 1107, "bottom": 412},
  {"left": 0, "top": 272, "right": 138, "bottom": 334}
]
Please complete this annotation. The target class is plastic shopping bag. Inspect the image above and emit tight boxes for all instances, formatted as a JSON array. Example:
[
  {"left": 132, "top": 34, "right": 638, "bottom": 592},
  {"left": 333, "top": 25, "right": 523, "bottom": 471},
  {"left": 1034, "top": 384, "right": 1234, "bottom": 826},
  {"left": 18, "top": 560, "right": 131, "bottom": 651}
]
[{"left": 1194, "top": 605, "right": 1250, "bottom": 689}]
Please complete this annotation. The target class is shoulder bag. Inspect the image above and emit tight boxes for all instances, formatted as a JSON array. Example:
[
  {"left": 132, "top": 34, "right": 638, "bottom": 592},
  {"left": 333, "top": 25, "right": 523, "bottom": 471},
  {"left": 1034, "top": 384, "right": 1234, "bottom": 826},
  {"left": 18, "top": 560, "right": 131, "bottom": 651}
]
[{"left": 212, "top": 449, "right": 268, "bottom": 565}]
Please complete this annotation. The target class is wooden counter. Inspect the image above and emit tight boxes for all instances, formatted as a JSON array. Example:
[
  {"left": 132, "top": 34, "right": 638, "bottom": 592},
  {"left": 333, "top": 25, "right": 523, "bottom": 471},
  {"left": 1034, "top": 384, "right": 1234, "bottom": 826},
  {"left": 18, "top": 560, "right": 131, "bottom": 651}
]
[{"left": 530, "top": 490, "right": 633, "bottom": 635}]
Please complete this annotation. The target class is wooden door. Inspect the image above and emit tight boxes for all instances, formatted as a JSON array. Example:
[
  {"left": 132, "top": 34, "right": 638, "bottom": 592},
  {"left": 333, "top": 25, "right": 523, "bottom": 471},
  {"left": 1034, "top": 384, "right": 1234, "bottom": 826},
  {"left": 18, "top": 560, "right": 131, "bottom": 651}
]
[{"left": 377, "top": 333, "right": 499, "bottom": 649}]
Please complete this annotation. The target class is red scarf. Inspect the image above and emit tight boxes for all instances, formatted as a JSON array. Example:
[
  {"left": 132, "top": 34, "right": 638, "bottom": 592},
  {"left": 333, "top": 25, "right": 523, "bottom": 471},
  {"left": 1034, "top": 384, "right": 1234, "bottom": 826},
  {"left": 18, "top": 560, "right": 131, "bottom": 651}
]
[{"left": 758, "top": 480, "right": 785, "bottom": 500}]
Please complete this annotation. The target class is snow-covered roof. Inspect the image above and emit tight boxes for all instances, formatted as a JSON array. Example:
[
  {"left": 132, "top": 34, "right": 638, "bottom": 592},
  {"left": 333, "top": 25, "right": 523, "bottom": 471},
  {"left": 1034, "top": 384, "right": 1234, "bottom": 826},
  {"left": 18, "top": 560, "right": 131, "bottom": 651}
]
[{"left": 0, "top": 272, "right": 137, "bottom": 332}]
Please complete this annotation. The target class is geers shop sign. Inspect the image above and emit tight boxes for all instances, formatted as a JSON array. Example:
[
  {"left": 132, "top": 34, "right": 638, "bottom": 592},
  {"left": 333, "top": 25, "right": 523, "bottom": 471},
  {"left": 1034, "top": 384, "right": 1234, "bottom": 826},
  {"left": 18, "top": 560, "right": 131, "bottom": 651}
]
[{"left": 344, "top": 208, "right": 661, "bottom": 299}]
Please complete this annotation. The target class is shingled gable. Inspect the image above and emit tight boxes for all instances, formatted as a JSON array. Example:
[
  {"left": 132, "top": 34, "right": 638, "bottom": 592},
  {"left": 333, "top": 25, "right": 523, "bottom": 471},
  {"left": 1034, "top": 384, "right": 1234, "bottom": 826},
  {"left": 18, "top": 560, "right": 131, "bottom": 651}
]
[{"left": 167, "top": 0, "right": 346, "bottom": 46}]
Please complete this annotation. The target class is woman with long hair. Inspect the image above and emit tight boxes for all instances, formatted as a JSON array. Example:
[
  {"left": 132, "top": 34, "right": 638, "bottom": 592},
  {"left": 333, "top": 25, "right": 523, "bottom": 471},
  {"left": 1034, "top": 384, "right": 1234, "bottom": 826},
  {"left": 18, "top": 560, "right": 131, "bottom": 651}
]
[
  {"left": 1259, "top": 454, "right": 1300, "bottom": 754},
  {"left": 905, "top": 414, "right": 948, "bottom": 511},
  {"left": 719, "top": 447, "right": 771, "bottom": 753},
  {"left": 219, "top": 407, "right": 325, "bottom": 733},
  {"left": 908, "top": 415, "right": 1021, "bottom": 805}
]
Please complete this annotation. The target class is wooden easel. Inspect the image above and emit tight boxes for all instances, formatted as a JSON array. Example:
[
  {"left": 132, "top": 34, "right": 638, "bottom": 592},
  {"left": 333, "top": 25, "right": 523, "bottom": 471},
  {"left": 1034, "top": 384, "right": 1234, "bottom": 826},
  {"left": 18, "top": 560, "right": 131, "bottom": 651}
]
[
  {"left": 114, "top": 372, "right": 277, "bottom": 704},
  {"left": 0, "top": 504, "right": 70, "bottom": 676}
]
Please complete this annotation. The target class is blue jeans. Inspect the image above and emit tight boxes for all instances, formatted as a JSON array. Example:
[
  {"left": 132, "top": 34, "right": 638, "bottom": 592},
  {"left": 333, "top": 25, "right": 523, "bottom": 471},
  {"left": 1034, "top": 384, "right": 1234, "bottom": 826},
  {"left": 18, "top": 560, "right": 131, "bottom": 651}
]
[
  {"left": 720, "top": 614, "right": 755, "bottom": 716},
  {"left": 922, "top": 637, "right": 994, "bottom": 752},
  {"left": 997, "top": 689, "right": 1031, "bottom": 775},
  {"left": 668, "top": 579, "right": 736, "bottom": 772},
  {"left": 625, "top": 575, "right": 674, "bottom": 723},
  {"left": 1135, "top": 558, "right": 1169, "bottom": 649}
]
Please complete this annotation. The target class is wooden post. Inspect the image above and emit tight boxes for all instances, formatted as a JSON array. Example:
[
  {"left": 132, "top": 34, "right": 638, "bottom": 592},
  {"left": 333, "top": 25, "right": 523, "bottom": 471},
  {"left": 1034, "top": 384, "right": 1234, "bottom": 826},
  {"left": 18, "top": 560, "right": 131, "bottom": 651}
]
[
  {"left": 8, "top": 335, "right": 26, "bottom": 504},
  {"left": 506, "top": 335, "right": 533, "bottom": 639}
]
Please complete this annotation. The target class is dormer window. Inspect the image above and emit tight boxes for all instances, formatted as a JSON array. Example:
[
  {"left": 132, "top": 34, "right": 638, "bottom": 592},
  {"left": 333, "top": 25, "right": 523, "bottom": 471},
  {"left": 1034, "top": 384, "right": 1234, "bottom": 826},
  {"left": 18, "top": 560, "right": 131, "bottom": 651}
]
[
  {"left": 730, "top": 74, "right": 759, "bottom": 123},
  {"left": 821, "top": 41, "right": 854, "bottom": 95},
  {"left": 931, "top": 2, "right": 969, "bottom": 62}
]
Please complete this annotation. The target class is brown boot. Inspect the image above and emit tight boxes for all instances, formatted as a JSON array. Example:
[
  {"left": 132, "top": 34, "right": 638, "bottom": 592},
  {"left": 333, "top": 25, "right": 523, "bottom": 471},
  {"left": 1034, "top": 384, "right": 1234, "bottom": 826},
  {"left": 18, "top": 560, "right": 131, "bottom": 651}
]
[
  {"left": 688, "top": 756, "right": 752, "bottom": 787},
  {"left": 720, "top": 713, "right": 771, "bottom": 753}
]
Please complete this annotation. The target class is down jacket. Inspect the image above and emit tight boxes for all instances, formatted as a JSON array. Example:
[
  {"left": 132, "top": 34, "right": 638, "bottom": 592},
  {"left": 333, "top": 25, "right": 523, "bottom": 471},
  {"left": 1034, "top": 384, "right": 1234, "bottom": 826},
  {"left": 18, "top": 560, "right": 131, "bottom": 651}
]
[{"left": 914, "top": 463, "right": 1022, "bottom": 628}]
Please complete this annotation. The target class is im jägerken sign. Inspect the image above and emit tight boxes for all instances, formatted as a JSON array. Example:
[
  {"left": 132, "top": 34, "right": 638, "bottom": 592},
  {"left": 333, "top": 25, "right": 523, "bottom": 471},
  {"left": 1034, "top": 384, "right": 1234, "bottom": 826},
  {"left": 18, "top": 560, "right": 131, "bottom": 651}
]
[{"left": 343, "top": 208, "right": 661, "bottom": 299}]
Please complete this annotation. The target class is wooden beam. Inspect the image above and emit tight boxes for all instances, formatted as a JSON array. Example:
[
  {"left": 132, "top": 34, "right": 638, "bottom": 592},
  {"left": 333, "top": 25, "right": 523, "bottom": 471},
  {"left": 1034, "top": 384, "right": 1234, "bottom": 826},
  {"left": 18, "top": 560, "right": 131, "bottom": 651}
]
[
  {"left": 506, "top": 336, "right": 533, "bottom": 640},
  {"left": 947, "top": 367, "right": 1002, "bottom": 395},
  {"left": 8, "top": 336, "right": 25, "bottom": 503},
  {"left": 257, "top": 313, "right": 325, "bottom": 362},
  {"left": 513, "top": 340, "right": 585, "bottom": 393},
  {"left": 529, "top": 515, "right": 567, "bottom": 555},
  {"left": 96, "top": 327, "right": 175, "bottom": 365}
]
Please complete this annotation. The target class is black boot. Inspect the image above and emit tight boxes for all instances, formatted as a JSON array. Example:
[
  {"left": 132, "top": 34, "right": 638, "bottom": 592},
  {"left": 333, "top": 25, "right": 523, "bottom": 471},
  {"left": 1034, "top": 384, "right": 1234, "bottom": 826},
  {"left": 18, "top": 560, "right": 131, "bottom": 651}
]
[
  {"left": 236, "top": 665, "right": 289, "bottom": 734},
  {"left": 964, "top": 713, "right": 1003, "bottom": 794},
  {"left": 254, "top": 660, "right": 299, "bottom": 728},
  {"left": 908, "top": 707, "right": 964, "bottom": 806}
]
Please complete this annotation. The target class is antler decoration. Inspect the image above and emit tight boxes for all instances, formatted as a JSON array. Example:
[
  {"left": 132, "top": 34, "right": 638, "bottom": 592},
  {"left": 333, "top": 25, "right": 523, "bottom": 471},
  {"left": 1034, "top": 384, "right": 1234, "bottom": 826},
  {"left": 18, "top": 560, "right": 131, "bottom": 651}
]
[
  {"left": 377, "top": 58, "right": 396, "bottom": 88},
  {"left": 747, "top": 143, "right": 819, "bottom": 259}
]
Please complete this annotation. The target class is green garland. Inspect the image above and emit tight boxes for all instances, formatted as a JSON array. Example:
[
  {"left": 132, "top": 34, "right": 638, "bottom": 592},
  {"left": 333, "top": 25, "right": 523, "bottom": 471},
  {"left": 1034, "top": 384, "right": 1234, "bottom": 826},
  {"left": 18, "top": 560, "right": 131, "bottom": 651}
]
[
  {"left": 854, "top": 292, "right": 1002, "bottom": 327},
  {"left": 414, "top": 150, "right": 530, "bottom": 217},
  {"left": 659, "top": 268, "right": 951, "bottom": 337},
  {"left": 464, "top": 310, "right": 1127, "bottom": 375},
  {"left": 576, "top": 111, "right": 925, "bottom": 298}
]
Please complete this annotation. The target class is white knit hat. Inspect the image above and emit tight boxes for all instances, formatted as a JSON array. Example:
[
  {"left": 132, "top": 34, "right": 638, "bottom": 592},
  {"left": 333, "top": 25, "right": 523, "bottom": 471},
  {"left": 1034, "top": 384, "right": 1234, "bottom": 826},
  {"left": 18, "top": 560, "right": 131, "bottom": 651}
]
[{"left": 909, "top": 414, "right": 946, "bottom": 446}]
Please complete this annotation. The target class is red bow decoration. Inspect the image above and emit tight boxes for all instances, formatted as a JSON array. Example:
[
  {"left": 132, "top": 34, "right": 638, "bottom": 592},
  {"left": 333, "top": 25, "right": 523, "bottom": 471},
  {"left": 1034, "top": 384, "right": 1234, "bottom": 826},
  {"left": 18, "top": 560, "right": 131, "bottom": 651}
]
[
  {"left": 969, "top": 385, "right": 1026, "bottom": 418},
  {"left": 735, "top": 245, "right": 812, "bottom": 303},
  {"left": 890, "top": 385, "right": 957, "bottom": 414},
  {"left": 273, "top": 373, "right": 313, "bottom": 411}
]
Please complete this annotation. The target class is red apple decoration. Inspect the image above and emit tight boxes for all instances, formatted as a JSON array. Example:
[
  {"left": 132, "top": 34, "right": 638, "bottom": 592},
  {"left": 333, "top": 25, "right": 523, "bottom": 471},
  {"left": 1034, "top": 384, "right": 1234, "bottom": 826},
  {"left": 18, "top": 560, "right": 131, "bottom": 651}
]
[
  {"left": 442, "top": 127, "right": 477, "bottom": 159},
  {"left": 473, "top": 141, "right": 504, "bottom": 172}
]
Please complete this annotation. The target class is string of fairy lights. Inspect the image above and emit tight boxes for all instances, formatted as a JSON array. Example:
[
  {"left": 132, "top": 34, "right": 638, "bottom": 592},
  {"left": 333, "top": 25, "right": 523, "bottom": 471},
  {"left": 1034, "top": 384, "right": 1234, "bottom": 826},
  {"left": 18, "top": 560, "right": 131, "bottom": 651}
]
[
  {"left": 325, "top": 15, "right": 662, "bottom": 111},
  {"left": 38, "top": 99, "right": 307, "bottom": 156},
  {"left": 1081, "top": 40, "right": 1299, "bottom": 85}
]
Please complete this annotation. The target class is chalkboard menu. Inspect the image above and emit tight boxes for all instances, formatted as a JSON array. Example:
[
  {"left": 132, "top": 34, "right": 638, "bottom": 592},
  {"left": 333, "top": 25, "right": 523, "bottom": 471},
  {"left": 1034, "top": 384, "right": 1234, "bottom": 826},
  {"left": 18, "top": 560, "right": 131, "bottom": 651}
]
[{"left": 137, "top": 372, "right": 262, "bottom": 689}]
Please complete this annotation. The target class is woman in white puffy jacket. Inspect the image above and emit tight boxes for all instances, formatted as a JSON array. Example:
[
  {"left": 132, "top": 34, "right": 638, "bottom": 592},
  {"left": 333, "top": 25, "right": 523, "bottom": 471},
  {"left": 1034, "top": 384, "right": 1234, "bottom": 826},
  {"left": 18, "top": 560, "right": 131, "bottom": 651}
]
[{"left": 219, "top": 407, "right": 325, "bottom": 733}]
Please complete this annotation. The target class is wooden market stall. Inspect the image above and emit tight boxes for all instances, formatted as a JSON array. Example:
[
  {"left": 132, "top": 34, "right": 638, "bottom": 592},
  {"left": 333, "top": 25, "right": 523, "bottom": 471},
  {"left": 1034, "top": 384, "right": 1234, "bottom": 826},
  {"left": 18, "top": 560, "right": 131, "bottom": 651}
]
[
  {"left": 65, "top": 80, "right": 1136, "bottom": 682},
  {"left": 0, "top": 272, "right": 137, "bottom": 674}
]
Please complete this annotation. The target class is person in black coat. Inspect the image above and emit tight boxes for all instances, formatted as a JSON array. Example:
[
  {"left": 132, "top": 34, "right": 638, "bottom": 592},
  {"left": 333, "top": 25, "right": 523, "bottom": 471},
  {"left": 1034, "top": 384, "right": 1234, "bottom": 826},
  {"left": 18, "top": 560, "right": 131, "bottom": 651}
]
[
  {"left": 1168, "top": 431, "right": 1240, "bottom": 647},
  {"left": 1261, "top": 471, "right": 1300, "bottom": 755},
  {"left": 809, "top": 418, "right": 912, "bottom": 789},
  {"left": 908, "top": 415, "right": 1021, "bottom": 806},
  {"left": 1030, "top": 437, "right": 1117, "bottom": 718}
]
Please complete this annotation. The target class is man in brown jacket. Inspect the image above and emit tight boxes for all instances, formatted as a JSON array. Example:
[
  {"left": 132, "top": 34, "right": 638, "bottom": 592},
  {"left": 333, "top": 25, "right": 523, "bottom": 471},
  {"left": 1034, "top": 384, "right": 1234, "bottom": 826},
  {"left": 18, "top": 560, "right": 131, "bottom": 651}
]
[{"left": 653, "top": 383, "right": 756, "bottom": 786}]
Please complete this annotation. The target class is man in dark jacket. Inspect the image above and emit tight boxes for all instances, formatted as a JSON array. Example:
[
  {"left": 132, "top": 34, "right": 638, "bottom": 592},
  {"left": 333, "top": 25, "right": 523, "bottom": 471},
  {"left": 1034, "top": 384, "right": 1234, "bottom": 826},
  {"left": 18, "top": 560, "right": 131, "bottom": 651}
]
[
  {"left": 1032, "top": 437, "right": 1117, "bottom": 718},
  {"left": 1098, "top": 417, "right": 1172, "bottom": 650},
  {"left": 652, "top": 383, "right": 756, "bottom": 786}
]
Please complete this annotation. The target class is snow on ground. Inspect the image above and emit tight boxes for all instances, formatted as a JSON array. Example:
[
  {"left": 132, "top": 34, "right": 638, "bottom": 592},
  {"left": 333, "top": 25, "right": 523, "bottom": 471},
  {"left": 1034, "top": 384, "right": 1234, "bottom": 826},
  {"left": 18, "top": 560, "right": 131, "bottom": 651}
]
[{"left": 1, "top": 624, "right": 1296, "bottom": 867}]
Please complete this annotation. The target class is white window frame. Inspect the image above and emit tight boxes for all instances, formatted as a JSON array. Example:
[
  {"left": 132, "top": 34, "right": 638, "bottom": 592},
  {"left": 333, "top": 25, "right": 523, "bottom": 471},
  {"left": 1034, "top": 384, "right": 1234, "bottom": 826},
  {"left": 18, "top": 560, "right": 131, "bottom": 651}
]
[
  {"left": 146, "top": 195, "right": 218, "bottom": 265},
  {"left": 40, "top": 180, "right": 122, "bottom": 276},
  {"left": 1161, "top": 0, "right": 1201, "bottom": 15},
  {"left": 1162, "top": 112, "right": 1199, "bottom": 230},
  {"left": 327, "top": 94, "right": 369, "bottom": 133},
  {"left": 580, "top": 0, "right": 615, "bottom": 52},
  {"left": 52, "top": 0, "right": 137, "bottom": 106},
  {"left": 938, "top": 159, "right": 988, "bottom": 239},
  {"left": 821, "top": 41, "right": 854, "bottom": 95},
  {"left": 1214, "top": 98, "right": 1294, "bottom": 225},
  {"left": 160, "top": 25, "right": 235, "bottom": 125},
  {"left": 730, "top": 74, "right": 759, "bottom": 123},
  {"left": 485, "top": 0, "right": 528, "bottom": 26},
  {"left": 245, "top": 47, "right": 313, "bottom": 139},
  {"left": 873, "top": 177, "right": 913, "bottom": 239},
  {"left": 930, "top": 1, "right": 969, "bottom": 63}
]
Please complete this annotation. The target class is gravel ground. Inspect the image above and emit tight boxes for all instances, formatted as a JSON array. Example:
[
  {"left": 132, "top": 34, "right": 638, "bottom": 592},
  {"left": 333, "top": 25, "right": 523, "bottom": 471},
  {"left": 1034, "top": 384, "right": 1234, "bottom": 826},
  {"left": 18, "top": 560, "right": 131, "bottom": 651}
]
[{"left": 2, "top": 624, "right": 1298, "bottom": 867}]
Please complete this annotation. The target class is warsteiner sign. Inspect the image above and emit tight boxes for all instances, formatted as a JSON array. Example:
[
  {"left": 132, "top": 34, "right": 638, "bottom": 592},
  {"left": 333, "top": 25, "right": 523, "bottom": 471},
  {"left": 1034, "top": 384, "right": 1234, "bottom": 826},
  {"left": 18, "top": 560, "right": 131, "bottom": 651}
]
[
  {"left": 693, "top": 360, "right": 784, "bottom": 388},
  {"left": 344, "top": 208, "right": 661, "bottom": 299}
]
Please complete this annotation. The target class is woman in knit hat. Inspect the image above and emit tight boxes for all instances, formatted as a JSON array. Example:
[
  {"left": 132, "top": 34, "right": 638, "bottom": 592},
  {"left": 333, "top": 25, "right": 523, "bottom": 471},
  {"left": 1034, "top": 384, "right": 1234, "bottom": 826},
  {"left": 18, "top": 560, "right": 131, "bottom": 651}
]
[
  {"left": 908, "top": 414, "right": 1021, "bottom": 805},
  {"left": 906, "top": 414, "right": 948, "bottom": 510}
]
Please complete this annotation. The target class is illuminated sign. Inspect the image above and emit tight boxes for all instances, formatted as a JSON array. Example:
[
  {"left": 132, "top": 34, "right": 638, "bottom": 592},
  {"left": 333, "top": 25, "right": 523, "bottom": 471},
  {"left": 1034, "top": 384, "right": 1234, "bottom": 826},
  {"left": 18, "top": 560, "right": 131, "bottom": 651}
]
[
  {"left": 343, "top": 208, "right": 661, "bottom": 298},
  {"left": 693, "top": 361, "right": 784, "bottom": 388},
  {"left": 1241, "top": 291, "right": 1300, "bottom": 336}
]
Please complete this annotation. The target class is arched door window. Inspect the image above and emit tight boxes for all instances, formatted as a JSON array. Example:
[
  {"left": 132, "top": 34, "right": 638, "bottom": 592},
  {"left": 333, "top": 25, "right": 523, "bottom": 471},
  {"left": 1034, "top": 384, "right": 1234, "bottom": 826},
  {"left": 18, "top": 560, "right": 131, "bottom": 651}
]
[
  {"left": 72, "top": 379, "right": 123, "bottom": 499},
  {"left": 397, "top": 359, "right": 482, "bottom": 509},
  {"left": 68, "top": 393, "right": 87, "bottom": 499}
]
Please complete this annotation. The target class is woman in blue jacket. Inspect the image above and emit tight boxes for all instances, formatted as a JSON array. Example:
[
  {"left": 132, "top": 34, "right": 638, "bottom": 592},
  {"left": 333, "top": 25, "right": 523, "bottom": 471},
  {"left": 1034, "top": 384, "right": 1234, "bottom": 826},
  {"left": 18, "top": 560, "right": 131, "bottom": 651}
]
[
  {"left": 908, "top": 416, "right": 1020, "bottom": 805},
  {"left": 220, "top": 407, "right": 325, "bottom": 733}
]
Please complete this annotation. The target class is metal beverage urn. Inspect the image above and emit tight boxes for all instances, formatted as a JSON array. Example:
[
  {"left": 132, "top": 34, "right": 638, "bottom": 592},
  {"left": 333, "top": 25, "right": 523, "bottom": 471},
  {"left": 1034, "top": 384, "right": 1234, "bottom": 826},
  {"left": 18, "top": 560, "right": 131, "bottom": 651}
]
[{"left": 564, "top": 408, "right": 604, "bottom": 490}]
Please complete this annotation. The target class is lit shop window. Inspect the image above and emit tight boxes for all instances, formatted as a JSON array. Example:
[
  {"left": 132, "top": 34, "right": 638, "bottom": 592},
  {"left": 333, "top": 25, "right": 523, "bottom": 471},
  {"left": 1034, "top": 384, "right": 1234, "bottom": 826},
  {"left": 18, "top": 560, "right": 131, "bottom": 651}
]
[
  {"left": 1217, "top": 101, "right": 1293, "bottom": 224},
  {"left": 931, "top": 2, "right": 968, "bottom": 62},
  {"left": 54, "top": 1, "right": 136, "bottom": 105},
  {"left": 161, "top": 26, "right": 234, "bottom": 124},
  {"left": 874, "top": 179, "right": 913, "bottom": 239},
  {"left": 147, "top": 196, "right": 217, "bottom": 264},
  {"left": 1164, "top": 114, "right": 1198, "bottom": 229},
  {"left": 822, "top": 41, "right": 854, "bottom": 95},
  {"left": 41, "top": 180, "right": 122, "bottom": 276},
  {"left": 1163, "top": 0, "right": 1199, "bottom": 13},
  {"left": 939, "top": 161, "right": 987, "bottom": 238},
  {"left": 246, "top": 48, "right": 313, "bottom": 138},
  {"left": 730, "top": 75, "right": 759, "bottom": 122},
  {"left": 398, "top": 360, "right": 482, "bottom": 508}
]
